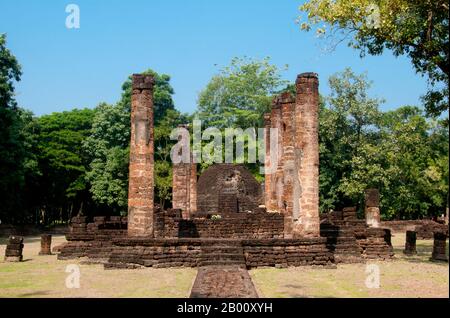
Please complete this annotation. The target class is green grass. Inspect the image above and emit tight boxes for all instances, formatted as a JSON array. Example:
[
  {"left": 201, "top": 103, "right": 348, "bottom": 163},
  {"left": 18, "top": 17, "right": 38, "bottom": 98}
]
[
  {"left": 250, "top": 233, "right": 449, "bottom": 298},
  {"left": 0, "top": 236, "right": 196, "bottom": 298}
]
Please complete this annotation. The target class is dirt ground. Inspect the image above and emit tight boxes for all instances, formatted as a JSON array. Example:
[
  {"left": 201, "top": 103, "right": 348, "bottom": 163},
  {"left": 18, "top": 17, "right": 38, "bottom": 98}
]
[{"left": 0, "top": 232, "right": 448, "bottom": 298}]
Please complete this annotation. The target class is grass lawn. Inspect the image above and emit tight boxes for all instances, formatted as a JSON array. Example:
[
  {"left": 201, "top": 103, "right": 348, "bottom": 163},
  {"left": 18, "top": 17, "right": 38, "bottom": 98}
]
[
  {"left": 0, "top": 235, "right": 196, "bottom": 298},
  {"left": 250, "top": 232, "right": 449, "bottom": 298}
]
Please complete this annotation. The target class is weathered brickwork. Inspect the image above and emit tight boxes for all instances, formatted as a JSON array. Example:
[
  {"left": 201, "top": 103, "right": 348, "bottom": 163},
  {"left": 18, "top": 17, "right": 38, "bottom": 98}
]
[
  {"left": 431, "top": 231, "right": 448, "bottom": 262},
  {"left": 172, "top": 126, "right": 197, "bottom": 219},
  {"left": 320, "top": 207, "right": 394, "bottom": 261},
  {"left": 4, "top": 236, "right": 24, "bottom": 262},
  {"left": 128, "top": 74, "right": 155, "bottom": 237},
  {"left": 39, "top": 234, "right": 52, "bottom": 255},
  {"left": 155, "top": 209, "right": 284, "bottom": 239},
  {"left": 365, "top": 188, "right": 381, "bottom": 228},
  {"left": 103, "top": 237, "right": 334, "bottom": 269},
  {"left": 196, "top": 164, "right": 262, "bottom": 216},
  {"left": 263, "top": 73, "right": 320, "bottom": 238},
  {"left": 403, "top": 230, "right": 417, "bottom": 255}
]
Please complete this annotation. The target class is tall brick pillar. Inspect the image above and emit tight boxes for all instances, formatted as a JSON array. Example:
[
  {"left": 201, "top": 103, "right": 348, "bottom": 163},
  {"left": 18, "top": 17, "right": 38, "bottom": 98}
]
[
  {"left": 172, "top": 154, "right": 197, "bottom": 219},
  {"left": 292, "top": 73, "right": 320, "bottom": 238},
  {"left": 264, "top": 113, "right": 272, "bottom": 210},
  {"left": 365, "top": 188, "right": 380, "bottom": 228},
  {"left": 279, "top": 93, "right": 295, "bottom": 236},
  {"left": 128, "top": 74, "right": 155, "bottom": 237},
  {"left": 266, "top": 103, "right": 282, "bottom": 212}
]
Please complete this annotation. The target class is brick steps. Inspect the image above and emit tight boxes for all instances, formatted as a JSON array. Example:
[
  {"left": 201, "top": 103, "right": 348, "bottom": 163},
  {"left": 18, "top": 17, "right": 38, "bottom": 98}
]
[{"left": 199, "top": 243, "right": 245, "bottom": 267}]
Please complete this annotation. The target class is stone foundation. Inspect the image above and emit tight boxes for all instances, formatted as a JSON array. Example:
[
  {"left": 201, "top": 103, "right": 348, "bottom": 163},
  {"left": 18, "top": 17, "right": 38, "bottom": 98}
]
[{"left": 103, "top": 237, "right": 333, "bottom": 269}]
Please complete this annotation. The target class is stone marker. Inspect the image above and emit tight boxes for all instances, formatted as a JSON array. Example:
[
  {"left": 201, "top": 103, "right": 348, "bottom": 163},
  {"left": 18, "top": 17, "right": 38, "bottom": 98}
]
[
  {"left": 403, "top": 230, "right": 417, "bottom": 255},
  {"left": 4, "top": 236, "right": 24, "bottom": 262},
  {"left": 430, "top": 231, "right": 448, "bottom": 262},
  {"left": 39, "top": 234, "right": 52, "bottom": 255}
]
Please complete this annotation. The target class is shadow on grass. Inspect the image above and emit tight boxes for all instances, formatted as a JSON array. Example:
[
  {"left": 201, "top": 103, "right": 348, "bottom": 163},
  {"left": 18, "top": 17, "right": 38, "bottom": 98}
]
[{"left": 18, "top": 291, "right": 51, "bottom": 297}]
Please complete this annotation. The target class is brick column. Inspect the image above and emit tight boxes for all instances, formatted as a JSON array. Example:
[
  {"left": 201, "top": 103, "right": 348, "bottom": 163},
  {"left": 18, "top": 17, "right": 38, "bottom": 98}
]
[
  {"left": 39, "top": 234, "right": 52, "bottom": 255},
  {"left": 269, "top": 103, "right": 282, "bottom": 212},
  {"left": 263, "top": 113, "right": 272, "bottom": 210},
  {"left": 172, "top": 157, "right": 197, "bottom": 219},
  {"left": 293, "top": 73, "right": 320, "bottom": 237},
  {"left": 403, "top": 231, "right": 417, "bottom": 255},
  {"left": 365, "top": 188, "right": 380, "bottom": 228},
  {"left": 128, "top": 74, "right": 155, "bottom": 237},
  {"left": 280, "top": 92, "right": 295, "bottom": 236},
  {"left": 431, "top": 232, "right": 448, "bottom": 262}
]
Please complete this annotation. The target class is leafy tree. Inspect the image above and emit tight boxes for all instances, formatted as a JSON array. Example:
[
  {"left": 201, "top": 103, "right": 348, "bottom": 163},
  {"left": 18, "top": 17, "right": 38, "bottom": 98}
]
[
  {"left": 196, "top": 57, "right": 288, "bottom": 129},
  {"left": 36, "top": 109, "right": 96, "bottom": 223},
  {"left": 0, "top": 33, "right": 26, "bottom": 223},
  {"left": 319, "top": 68, "right": 382, "bottom": 212},
  {"left": 299, "top": 0, "right": 449, "bottom": 120}
]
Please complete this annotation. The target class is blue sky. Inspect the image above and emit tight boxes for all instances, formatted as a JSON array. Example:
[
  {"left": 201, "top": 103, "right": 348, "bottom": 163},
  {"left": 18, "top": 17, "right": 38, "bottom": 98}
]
[{"left": 0, "top": 0, "right": 429, "bottom": 116}]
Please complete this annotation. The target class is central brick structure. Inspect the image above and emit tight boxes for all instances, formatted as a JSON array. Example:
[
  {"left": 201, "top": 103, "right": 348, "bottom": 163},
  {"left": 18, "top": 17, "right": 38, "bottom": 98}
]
[
  {"left": 127, "top": 74, "right": 155, "bottom": 237},
  {"left": 58, "top": 71, "right": 395, "bottom": 275}
]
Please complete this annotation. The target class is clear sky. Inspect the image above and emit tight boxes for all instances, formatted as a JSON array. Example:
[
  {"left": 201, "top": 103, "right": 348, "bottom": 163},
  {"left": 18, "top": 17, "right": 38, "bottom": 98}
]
[{"left": 0, "top": 0, "right": 429, "bottom": 116}]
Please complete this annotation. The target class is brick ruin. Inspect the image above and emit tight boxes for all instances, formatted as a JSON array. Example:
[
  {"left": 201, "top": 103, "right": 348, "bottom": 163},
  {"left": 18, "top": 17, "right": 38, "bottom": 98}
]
[{"left": 58, "top": 72, "right": 396, "bottom": 269}]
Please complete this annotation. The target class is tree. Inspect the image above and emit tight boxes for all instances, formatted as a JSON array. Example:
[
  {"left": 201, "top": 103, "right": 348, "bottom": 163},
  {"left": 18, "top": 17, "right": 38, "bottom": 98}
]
[
  {"left": 196, "top": 57, "right": 288, "bottom": 129},
  {"left": 299, "top": 0, "right": 449, "bottom": 120},
  {"left": 36, "top": 109, "right": 96, "bottom": 223},
  {"left": 0, "top": 33, "right": 26, "bottom": 223},
  {"left": 319, "top": 68, "right": 382, "bottom": 212}
]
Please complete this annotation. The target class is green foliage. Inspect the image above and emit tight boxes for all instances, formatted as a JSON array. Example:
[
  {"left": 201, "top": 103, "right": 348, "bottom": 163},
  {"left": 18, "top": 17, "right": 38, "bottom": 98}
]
[
  {"left": 299, "top": 0, "right": 449, "bottom": 120},
  {"left": 0, "top": 34, "right": 27, "bottom": 223},
  {"left": 319, "top": 69, "right": 449, "bottom": 219},
  {"left": 196, "top": 57, "right": 288, "bottom": 129},
  {"left": 35, "top": 109, "right": 96, "bottom": 222}
]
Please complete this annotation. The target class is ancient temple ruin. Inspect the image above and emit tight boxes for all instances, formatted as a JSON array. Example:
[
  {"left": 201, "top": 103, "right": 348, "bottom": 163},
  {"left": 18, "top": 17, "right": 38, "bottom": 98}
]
[{"left": 58, "top": 72, "right": 394, "bottom": 268}]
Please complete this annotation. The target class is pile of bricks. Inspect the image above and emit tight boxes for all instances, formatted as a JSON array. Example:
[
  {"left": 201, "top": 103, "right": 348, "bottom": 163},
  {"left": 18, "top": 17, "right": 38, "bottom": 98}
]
[{"left": 4, "top": 236, "right": 24, "bottom": 262}]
